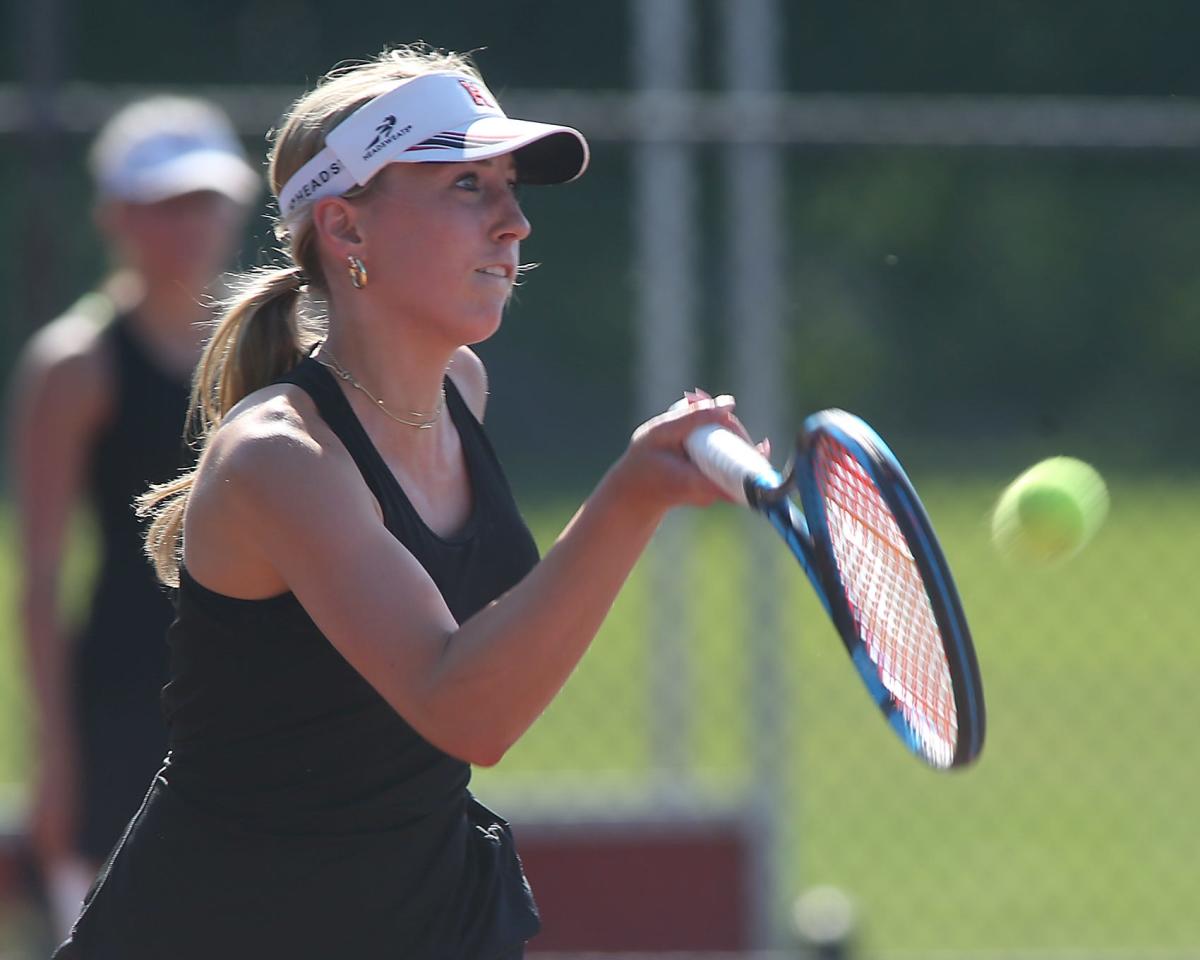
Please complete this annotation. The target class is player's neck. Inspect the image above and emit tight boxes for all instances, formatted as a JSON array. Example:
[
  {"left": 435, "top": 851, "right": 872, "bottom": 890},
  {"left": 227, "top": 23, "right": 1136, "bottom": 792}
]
[
  {"left": 320, "top": 317, "right": 454, "bottom": 440},
  {"left": 122, "top": 279, "right": 210, "bottom": 377}
]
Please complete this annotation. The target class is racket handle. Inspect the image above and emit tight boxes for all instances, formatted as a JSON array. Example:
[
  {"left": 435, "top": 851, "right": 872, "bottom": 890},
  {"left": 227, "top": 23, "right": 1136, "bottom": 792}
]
[{"left": 685, "top": 424, "right": 784, "bottom": 507}]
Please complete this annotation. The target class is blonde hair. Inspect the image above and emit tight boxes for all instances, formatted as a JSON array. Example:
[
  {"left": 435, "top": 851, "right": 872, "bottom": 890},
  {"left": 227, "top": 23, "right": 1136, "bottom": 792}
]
[{"left": 138, "top": 45, "right": 482, "bottom": 586}]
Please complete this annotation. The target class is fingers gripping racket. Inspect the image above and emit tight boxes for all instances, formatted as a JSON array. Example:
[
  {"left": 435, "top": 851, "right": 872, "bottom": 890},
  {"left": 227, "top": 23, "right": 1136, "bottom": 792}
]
[{"left": 686, "top": 410, "right": 985, "bottom": 769}]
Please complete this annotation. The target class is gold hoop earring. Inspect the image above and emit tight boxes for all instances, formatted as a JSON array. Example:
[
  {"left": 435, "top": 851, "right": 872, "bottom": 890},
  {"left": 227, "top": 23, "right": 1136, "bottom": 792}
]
[{"left": 347, "top": 255, "right": 368, "bottom": 289}]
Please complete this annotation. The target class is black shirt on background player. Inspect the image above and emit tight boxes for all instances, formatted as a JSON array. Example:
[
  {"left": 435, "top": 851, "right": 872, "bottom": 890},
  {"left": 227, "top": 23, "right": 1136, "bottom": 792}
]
[
  {"left": 56, "top": 357, "right": 542, "bottom": 959},
  {"left": 74, "top": 312, "right": 191, "bottom": 863}
]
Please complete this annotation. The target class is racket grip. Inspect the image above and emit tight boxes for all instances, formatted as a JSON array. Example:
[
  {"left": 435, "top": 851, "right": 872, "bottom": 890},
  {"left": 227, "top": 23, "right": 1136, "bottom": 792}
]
[{"left": 685, "top": 424, "right": 784, "bottom": 507}]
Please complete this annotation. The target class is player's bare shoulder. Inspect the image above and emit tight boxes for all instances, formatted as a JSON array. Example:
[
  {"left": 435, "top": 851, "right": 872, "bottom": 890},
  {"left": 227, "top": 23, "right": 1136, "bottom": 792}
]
[
  {"left": 447, "top": 346, "right": 488, "bottom": 421},
  {"left": 198, "top": 383, "right": 347, "bottom": 502},
  {"left": 183, "top": 381, "right": 383, "bottom": 595},
  {"left": 11, "top": 296, "right": 117, "bottom": 429},
  {"left": 189, "top": 385, "right": 356, "bottom": 557},
  {"left": 16, "top": 299, "right": 113, "bottom": 394}
]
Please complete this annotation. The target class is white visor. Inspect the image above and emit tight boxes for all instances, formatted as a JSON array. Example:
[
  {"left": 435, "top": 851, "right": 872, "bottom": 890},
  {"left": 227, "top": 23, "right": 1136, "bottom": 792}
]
[
  {"left": 277, "top": 72, "right": 589, "bottom": 222},
  {"left": 92, "top": 96, "right": 261, "bottom": 206}
]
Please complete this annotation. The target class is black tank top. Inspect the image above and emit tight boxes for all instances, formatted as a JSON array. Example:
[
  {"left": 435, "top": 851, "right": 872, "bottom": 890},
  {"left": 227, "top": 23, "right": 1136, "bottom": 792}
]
[
  {"left": 88, "top": 315, "right": 193, "bottom": 586},
  {"left": 79, "top": 314, "right": 191, "bottom": 683},
  {"left": 62, "top": 358, "right": 542, "bottom": 960},
  {"left": 71, "top": 314, "right": 192, "bottom": 862}
]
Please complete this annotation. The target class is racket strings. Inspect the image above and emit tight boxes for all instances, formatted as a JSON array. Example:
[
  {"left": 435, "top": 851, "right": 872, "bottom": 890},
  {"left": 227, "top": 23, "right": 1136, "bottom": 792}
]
[{"left": 814, "top": 436, "right": 957, "bottom": 766}]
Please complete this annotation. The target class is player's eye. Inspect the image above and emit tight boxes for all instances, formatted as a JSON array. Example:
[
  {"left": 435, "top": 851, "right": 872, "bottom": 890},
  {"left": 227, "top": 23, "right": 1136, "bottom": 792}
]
[{"left": 455, "top": 172, "right": 480, "bottom": 191}]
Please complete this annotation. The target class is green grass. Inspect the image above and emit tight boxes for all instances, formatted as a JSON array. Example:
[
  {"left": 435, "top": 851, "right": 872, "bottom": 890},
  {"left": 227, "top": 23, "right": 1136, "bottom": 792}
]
[
  {"left": 481, "top": 474, "right": 1200, "bottom": 954},
  {"left": 1, "top": 475, "right": 1196, "bottom": 954}
]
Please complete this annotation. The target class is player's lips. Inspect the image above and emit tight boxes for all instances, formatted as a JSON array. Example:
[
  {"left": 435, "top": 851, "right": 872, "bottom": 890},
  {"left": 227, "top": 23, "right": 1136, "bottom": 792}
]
[{"left": 475, "top": 264, "right": 515, "bottom": 280}]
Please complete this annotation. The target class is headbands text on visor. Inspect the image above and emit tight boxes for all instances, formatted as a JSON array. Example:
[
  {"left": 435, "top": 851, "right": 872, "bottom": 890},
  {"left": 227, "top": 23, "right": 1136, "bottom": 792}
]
[{"left": 276, "top": 73, "right": 588, "bottom": 221}]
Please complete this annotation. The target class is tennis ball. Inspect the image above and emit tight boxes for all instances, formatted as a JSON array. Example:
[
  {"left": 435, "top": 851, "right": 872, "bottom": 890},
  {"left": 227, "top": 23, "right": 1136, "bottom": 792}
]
[{"left": 991, "top": 457, "right": 1109, "bottom": 564}]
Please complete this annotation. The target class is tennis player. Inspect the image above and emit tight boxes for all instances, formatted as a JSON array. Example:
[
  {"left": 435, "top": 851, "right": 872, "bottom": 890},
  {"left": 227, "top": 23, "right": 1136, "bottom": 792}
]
[
  {"left": 9, "top": 95, "right": 258, "bottom": 939},
  {"left": 52, "top": 46, "right": 746, "bottom": 959}
]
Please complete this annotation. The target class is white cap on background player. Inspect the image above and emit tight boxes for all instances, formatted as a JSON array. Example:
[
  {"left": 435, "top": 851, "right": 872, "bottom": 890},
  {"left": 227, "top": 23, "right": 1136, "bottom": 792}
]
[
  {"left": 90, "top": 95, "right": 261, "bottom": 205},
  {"left": 276, "top": 72, "right": 589, "bottom": 224}
]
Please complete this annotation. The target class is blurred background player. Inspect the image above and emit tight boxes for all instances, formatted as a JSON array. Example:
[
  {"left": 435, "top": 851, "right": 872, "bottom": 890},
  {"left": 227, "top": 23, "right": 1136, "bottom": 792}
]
[{"left": 7, "top": 95, "right": 259, "bottom": 937}]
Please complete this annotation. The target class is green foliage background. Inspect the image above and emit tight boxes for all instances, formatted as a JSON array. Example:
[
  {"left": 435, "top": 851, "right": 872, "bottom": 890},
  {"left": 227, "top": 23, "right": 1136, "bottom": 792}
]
[{"left": 4, "top": 1, "right": 1200, "bottom": 479}]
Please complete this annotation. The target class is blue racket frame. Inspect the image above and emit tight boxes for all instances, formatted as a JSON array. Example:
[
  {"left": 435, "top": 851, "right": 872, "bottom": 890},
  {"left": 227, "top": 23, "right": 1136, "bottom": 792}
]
[{"left": 743, "top": 409, "right": 986, "bottom": 769}]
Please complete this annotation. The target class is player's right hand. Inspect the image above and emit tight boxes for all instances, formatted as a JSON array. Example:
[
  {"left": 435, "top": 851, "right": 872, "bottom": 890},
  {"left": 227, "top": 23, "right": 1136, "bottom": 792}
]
[{"left": 613, "top": 389, "right": 760, "bottom": 515}]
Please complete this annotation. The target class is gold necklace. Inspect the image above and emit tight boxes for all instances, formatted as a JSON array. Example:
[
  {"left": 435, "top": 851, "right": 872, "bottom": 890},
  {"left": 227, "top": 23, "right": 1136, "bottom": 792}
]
[{"left": 317, "top": 349, "right": 445, "bottom": 430}]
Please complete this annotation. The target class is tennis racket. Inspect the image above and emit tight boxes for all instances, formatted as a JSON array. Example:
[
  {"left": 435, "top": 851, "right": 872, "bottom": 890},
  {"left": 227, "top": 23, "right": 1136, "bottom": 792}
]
[{"left": 686, "top": 409, "right": 985, "bottom": 769}]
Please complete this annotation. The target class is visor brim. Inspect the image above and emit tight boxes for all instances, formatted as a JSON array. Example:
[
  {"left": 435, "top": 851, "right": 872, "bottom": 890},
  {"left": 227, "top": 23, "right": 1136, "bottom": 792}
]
[
  {"left": 400, "top": 116, "right": 589, "bottom": 185},
  {"left": 105, "top": 150, "right": 262, "bottom": 205}
]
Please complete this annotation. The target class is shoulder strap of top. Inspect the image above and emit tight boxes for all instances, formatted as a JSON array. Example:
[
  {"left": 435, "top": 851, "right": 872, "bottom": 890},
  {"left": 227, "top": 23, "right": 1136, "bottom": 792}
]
[
  {"left": 440, "top": 372, "right": 509, "bottom": 491},
  {"left": 98, "top": 312, "right": 143, "bottom": 407},
  {"left": 440, "top": 372, "right": 492, "bottom": 476},
  {"left": 276, "top": 356, "right": 397, "bottom": 517}
]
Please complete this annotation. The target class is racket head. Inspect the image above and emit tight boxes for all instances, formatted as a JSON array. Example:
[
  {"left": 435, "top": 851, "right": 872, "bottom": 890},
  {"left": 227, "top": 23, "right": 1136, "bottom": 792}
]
[{"left": 796, "top": 409, "right": 986, "bottom": 769}]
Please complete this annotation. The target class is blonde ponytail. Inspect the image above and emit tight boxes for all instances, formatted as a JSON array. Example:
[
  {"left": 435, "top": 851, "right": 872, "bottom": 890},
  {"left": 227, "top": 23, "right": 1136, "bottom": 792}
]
[
  {"left": 137, "top": 265, "right": 318, "bottom": 586},
  {"left": 193, "top": 265, "right": 312, "bottom": 430}
]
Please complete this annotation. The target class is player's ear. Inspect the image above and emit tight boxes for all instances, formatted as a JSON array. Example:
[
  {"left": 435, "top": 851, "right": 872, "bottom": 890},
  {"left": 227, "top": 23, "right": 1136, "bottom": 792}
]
[{"left": 310, "top": 196, "right": 364, "bottom": 255}]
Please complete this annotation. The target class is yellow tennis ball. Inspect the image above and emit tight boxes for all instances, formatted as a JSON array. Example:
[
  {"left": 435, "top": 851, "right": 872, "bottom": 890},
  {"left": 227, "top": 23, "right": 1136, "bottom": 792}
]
[{"left": 991, "top": 457, "right": 1109, "bottom": 563}]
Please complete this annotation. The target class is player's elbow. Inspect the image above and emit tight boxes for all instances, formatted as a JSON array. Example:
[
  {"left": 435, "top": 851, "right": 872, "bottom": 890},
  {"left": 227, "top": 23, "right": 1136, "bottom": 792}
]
[
  {"left": 439, "top": 741, "right": 506, "bottom": 768},
  {"left": 467, "top": 746, "right": 506, "bottom": 769},
  {"left": 425, "top": 717, "right": 521, "bottom": 768},
  {"left": 452, "top": 730, "right": 517, "bottom": 768},
  {"left": 398, "top": 692, "right": 514, "bottom": 767}
]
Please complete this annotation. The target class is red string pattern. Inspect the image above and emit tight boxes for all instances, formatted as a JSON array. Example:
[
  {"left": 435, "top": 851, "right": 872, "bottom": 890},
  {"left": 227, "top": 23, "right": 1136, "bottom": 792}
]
[{"left": 813, "top": 435, "right": 957, "bottom": 766}]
